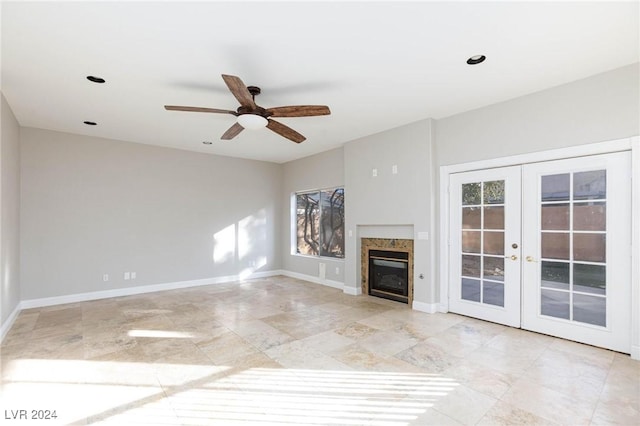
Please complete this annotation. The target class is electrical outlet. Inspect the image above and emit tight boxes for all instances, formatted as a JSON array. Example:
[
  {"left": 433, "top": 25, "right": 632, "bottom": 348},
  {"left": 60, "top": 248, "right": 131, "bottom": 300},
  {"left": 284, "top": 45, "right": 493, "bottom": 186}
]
[
  {"left": 103, "top": 274, "right": 109, "bottom": 282},
  {"left": 131, "top": 272, "right": 136, "bottom": 279},
  {"left": 372, "top": 168, "right": 378, "bottom": 177},
  {"left": 335, "top": 267, "right": 340, "bottom": 275},
  {"left": 124, "top": 272, "right": 130, "bottom": 280},
  {"left": 392, "top": 164, "right": 398, "bottom": 174}
]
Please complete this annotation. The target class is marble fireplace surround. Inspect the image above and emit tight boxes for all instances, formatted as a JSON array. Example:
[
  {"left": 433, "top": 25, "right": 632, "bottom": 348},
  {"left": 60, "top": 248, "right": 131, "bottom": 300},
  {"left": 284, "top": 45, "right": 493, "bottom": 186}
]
[{"left": 361, "top": 237, "right": 414, "bottom": 306}]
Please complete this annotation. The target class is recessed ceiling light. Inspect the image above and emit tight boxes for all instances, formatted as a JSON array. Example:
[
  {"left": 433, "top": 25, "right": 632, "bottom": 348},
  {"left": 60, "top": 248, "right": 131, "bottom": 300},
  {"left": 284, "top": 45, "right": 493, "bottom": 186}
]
[
  {"left": 466, "top": 55, "right": 486, "bottom": 65},
  {"left": 86, "top": 76, "right": 105, "bottom": 83},
  {"left": 84, "top": 121, "right": 97, "bottom": 126},
  {"left": 202, "top": 141, "right": 213, "bottom": 145}
]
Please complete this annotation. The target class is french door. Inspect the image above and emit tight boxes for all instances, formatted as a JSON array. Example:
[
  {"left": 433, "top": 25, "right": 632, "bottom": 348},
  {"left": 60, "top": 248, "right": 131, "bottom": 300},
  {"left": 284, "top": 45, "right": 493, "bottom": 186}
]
[
  {"left": 449, "top": 166, "right": 522, "bottom": 327},
  {"left": 449, "top": 152, "right": 632, "bottom": 352}
]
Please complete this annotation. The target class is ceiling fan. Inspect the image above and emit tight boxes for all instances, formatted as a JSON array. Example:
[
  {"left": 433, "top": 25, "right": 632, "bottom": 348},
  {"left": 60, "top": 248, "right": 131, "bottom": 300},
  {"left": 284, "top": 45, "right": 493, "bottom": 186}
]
[{"left": 165, "top": 74, "right": 331, "bottom": 143}]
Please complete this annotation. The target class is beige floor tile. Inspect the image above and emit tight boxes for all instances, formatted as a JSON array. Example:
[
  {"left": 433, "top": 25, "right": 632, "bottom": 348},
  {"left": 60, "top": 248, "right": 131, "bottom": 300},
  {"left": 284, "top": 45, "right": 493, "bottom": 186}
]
[
  {"left": 429, "top": 382, "right": 498, "bottom": 425},
  {"left": 443, "top": 358, "right": 518, "bottom": 399},
  {"left": 501, "top": 378, "right": 597, "bottom": 424},
  {"left": 227, "top": 319, "right": 295, "bottom": 351},
  {"left": 395, "top": 340, "right": 464, "bottom": 373},
  {"left": 591, "top": 398, "right": 640, "bottom": 425},
  {"left": 408, "top": 408, "right": 464, "bottom": 425},
  {"left": 466, "top": 345, "right": 541, "bottom": 375},
  {"left": 196, "top": 331, "right": 260, "bottom": 365},
  {"left": 358, "top": 328, "right": 420, "bottom": 357},
  {"left": 476, "top": 400, "right": 556, "bottom": 425},
  {"left": 2, "top": 276, "right": 638, "bottom": 425},
  {"left": 333, "top": 321, "right": 380, "bottom": 340}
]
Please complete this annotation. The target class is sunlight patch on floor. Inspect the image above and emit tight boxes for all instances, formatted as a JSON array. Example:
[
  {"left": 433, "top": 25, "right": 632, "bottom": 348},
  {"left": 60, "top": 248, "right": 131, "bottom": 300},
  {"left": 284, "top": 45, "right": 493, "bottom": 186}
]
[
  {"left": 127, "top": 329, "right": 196, "bottom": 339},
  {"left": 1, "top": 359, "right": 459, "bottom": 425}
]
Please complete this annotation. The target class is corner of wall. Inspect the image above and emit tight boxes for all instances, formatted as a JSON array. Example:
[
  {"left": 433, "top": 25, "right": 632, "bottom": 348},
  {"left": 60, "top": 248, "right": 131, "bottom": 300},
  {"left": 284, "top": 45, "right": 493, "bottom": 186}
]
[{"left": 0, "top": 92, "right": 22, "bottom": 334}]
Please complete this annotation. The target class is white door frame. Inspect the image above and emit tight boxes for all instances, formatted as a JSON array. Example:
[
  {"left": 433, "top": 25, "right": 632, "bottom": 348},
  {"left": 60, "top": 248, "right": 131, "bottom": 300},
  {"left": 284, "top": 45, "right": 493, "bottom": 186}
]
[{"left": 438, "top": 136, "right": 640, "bottom": 359}]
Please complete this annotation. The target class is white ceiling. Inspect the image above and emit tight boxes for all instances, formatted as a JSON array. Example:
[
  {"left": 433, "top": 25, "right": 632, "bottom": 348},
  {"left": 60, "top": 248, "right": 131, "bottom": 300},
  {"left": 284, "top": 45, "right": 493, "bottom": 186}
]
[{"left": 2, "top": 1, "right": 638, "bottom": 163}]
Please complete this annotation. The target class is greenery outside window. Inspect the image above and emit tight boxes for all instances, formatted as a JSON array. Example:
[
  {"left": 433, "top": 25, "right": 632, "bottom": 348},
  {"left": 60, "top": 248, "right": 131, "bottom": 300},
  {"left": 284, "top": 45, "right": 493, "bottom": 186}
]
[{"left": 295, "top": 188, "right": 344, "bottom": 258}]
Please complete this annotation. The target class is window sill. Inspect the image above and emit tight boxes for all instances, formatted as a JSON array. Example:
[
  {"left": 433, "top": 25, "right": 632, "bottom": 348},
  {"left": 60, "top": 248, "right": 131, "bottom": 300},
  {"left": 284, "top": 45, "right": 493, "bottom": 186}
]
[{"left": 291, "top": 253, "right": 345, "bottom": 262}]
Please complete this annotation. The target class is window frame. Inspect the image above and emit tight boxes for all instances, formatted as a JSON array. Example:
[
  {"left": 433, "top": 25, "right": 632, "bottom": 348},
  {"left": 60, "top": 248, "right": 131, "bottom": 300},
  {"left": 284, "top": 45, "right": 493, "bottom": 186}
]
[{"left": 292, "top": 186, "right": 345, "bottom": 259}]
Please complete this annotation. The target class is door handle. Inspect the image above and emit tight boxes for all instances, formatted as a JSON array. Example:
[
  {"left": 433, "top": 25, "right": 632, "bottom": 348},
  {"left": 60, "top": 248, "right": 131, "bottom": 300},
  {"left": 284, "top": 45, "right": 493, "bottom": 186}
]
[
  {"left": 507, "top": 255, "right": 518, "bottom": 261},
  {"left": 526, "top": 256, "right": 537, "bottom": 263}
]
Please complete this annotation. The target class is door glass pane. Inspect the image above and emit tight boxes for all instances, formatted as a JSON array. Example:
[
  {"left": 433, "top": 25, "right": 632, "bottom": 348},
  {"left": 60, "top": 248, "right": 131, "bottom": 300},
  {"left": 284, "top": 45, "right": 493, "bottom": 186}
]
[
  {"left": 483, "top": 256, "right": 504, "bottom": 282},
  {"left": 574, "top": 264, "right": 606, "bottom": 295},
  {"left": 462, "top": 231, "right": 481, "bottom": 253},
  {"left": 573, "top": 294, "right": 606, "bottom": 327},
  {"left": 460, "top": 178, "right": 509, "bottom": 309},
  {"left": 574, "top": 170, "right": 606, "bottom": 200},
  {"left": 483, "top": 282, "right": 504, "bottom": 307},
  {"left": 542, "top": 174, "right": 569, "bottom": 201},
  {"left": 483, "top": 231, "right": 504, "bottom": 255},
  {"left": 574, "top": 202, "right": 606, "bottom": 231},
  {"left": 462, "top": 207, "right": 481, "bottom": 229},
  {"left": 462, "top": 255, "right": 481, "bottom": 278},
  {"left": 484, "top": 206, "right": 504, "bottom": 229},
  {"left": 574, "top": 233, "right": 606, "bottom": 262},
  {"left": 541, "top": 289, "right": 570, "bottom": 319},
  {"left": 483, "top": 181, "right": 505, "bottom": 204},
  {"left": 541, "top": 261, "right": 569, "bottom": 291},
  {"left": 541, "top": 233, "right": 569, "bottom": 260},
  {"left": 461, "top": 278, "right": 481, "bottom": 302},
  {"left": 462, "top": 183, "right": 481, "bottom": 205},
  {"left": 538, "top": 169, "right": 608, "bottom": 328},
  {"left": 541, "top": 204, "right": 569, "bottom": 230}
]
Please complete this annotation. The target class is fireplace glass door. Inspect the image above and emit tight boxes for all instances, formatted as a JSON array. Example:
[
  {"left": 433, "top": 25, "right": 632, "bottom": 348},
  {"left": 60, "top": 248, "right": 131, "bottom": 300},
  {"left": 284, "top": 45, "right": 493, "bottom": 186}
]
[{"left": 369, "top": 250, "right": 409, "bottom": 303}]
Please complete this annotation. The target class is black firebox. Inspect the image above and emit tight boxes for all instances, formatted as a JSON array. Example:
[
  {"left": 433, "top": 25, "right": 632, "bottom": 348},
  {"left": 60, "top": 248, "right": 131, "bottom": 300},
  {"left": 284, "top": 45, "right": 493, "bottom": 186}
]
[{"left": 368, "top": 250, "right": 409, "bottom": 303}]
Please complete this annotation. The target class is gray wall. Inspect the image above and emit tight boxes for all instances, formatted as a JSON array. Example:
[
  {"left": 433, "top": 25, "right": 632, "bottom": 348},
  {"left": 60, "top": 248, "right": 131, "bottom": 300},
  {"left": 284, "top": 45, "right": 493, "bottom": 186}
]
[
  {"left": 434, "top": 63, "right": 639, "bottom": 301},
  {"left": 1, "top": 93, "right": 21, "bottom": 326},
  {"left": 20, "top": 128, "right": 282, "bottom": 300},
  {"left": 344, "top": 119, "right": 436, "bottom": 304},
  {"left": 281, "top": 147, "right": 344, "bottom": 282},
  {"left": 436, "top": 63, "right": 639, "bottom": 166},
  {"left": 8, "top": 62, "right": 640, "bottom": 312}
]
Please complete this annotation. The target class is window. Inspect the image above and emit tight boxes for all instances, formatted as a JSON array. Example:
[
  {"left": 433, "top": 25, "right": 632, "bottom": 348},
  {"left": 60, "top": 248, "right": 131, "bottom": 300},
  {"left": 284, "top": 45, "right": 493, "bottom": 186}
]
[{"left": 295, "top": 188, "right": 344, "bottom": 258}]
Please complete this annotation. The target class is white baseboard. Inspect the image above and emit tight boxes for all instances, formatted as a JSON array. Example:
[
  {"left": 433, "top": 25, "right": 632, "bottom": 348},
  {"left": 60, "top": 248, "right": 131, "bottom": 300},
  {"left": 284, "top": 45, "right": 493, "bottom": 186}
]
[
  {"left": 412, "top": 300, "right": 439, "bottom": 313},
  {"left": 631, "top": 345, "right": 640, "bottom": 361},
  {"left": 20, "top": 270, "right": 281, "bottom": 310},
  {"left": 343, "top": 286, "right": 361, "bottom": 296},
  {"left": 279, "top": 270, "right": 346, "bottom": 291},
  {"left": 1, "top": 304, "right": 22, "bottom": 343}
]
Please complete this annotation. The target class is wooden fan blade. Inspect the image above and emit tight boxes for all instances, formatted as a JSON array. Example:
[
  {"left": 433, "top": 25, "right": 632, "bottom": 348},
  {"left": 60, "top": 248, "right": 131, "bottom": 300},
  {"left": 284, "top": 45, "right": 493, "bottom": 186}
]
[
  {"left": 165, "top": 105, "right": 237, "bottom": 115},
  {"left": 221, "top": 74, "right": 256, "bottom": 108},
  {"left": 221, "top": 122, "right": 244, "bottom": 140},
  {"left": 266, "top": 105, "right": 331, "bottom": 117},
  {"left": 266, "top": 119, "right": 306, "bottom": 143}
]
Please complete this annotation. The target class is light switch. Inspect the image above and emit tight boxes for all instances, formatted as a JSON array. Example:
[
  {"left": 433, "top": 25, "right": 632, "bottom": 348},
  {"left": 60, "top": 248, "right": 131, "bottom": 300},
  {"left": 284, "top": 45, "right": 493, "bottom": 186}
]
[
  {"left": 392, "top": 165, "right": 398, "bottom": 174},
  {"left": 372, "top": 168, "right": 378, "bottom": 177}
]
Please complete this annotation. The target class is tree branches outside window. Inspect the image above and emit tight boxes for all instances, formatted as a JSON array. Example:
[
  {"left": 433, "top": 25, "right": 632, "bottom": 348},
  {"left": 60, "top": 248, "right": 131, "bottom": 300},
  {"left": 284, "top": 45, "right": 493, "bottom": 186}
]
[{"left": 296, "top": 188, "right": 344, "bottom": 258}]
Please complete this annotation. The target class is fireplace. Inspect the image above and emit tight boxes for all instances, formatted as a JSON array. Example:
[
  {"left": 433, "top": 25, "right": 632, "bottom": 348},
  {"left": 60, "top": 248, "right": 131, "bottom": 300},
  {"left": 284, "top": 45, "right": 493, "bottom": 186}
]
[
  {"left": 369, "top": 250, "right": 409, "bottom": 303},
  {"left": 361, "top": 238, "right": 413, "bottom": 305}
]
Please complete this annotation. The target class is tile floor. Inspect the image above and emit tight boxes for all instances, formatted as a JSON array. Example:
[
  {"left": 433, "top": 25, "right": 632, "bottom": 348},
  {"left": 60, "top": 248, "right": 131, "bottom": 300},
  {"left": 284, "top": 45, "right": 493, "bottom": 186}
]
[{"left": 0, "top": 276, "right": 638, "bottom": 425}]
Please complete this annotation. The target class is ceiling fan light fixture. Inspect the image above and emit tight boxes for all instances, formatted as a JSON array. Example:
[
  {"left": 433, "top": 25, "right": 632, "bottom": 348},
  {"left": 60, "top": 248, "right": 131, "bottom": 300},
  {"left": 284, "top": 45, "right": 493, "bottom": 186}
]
[{"left": 237, "top": 113, "right": 268, "bottom": 130}]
